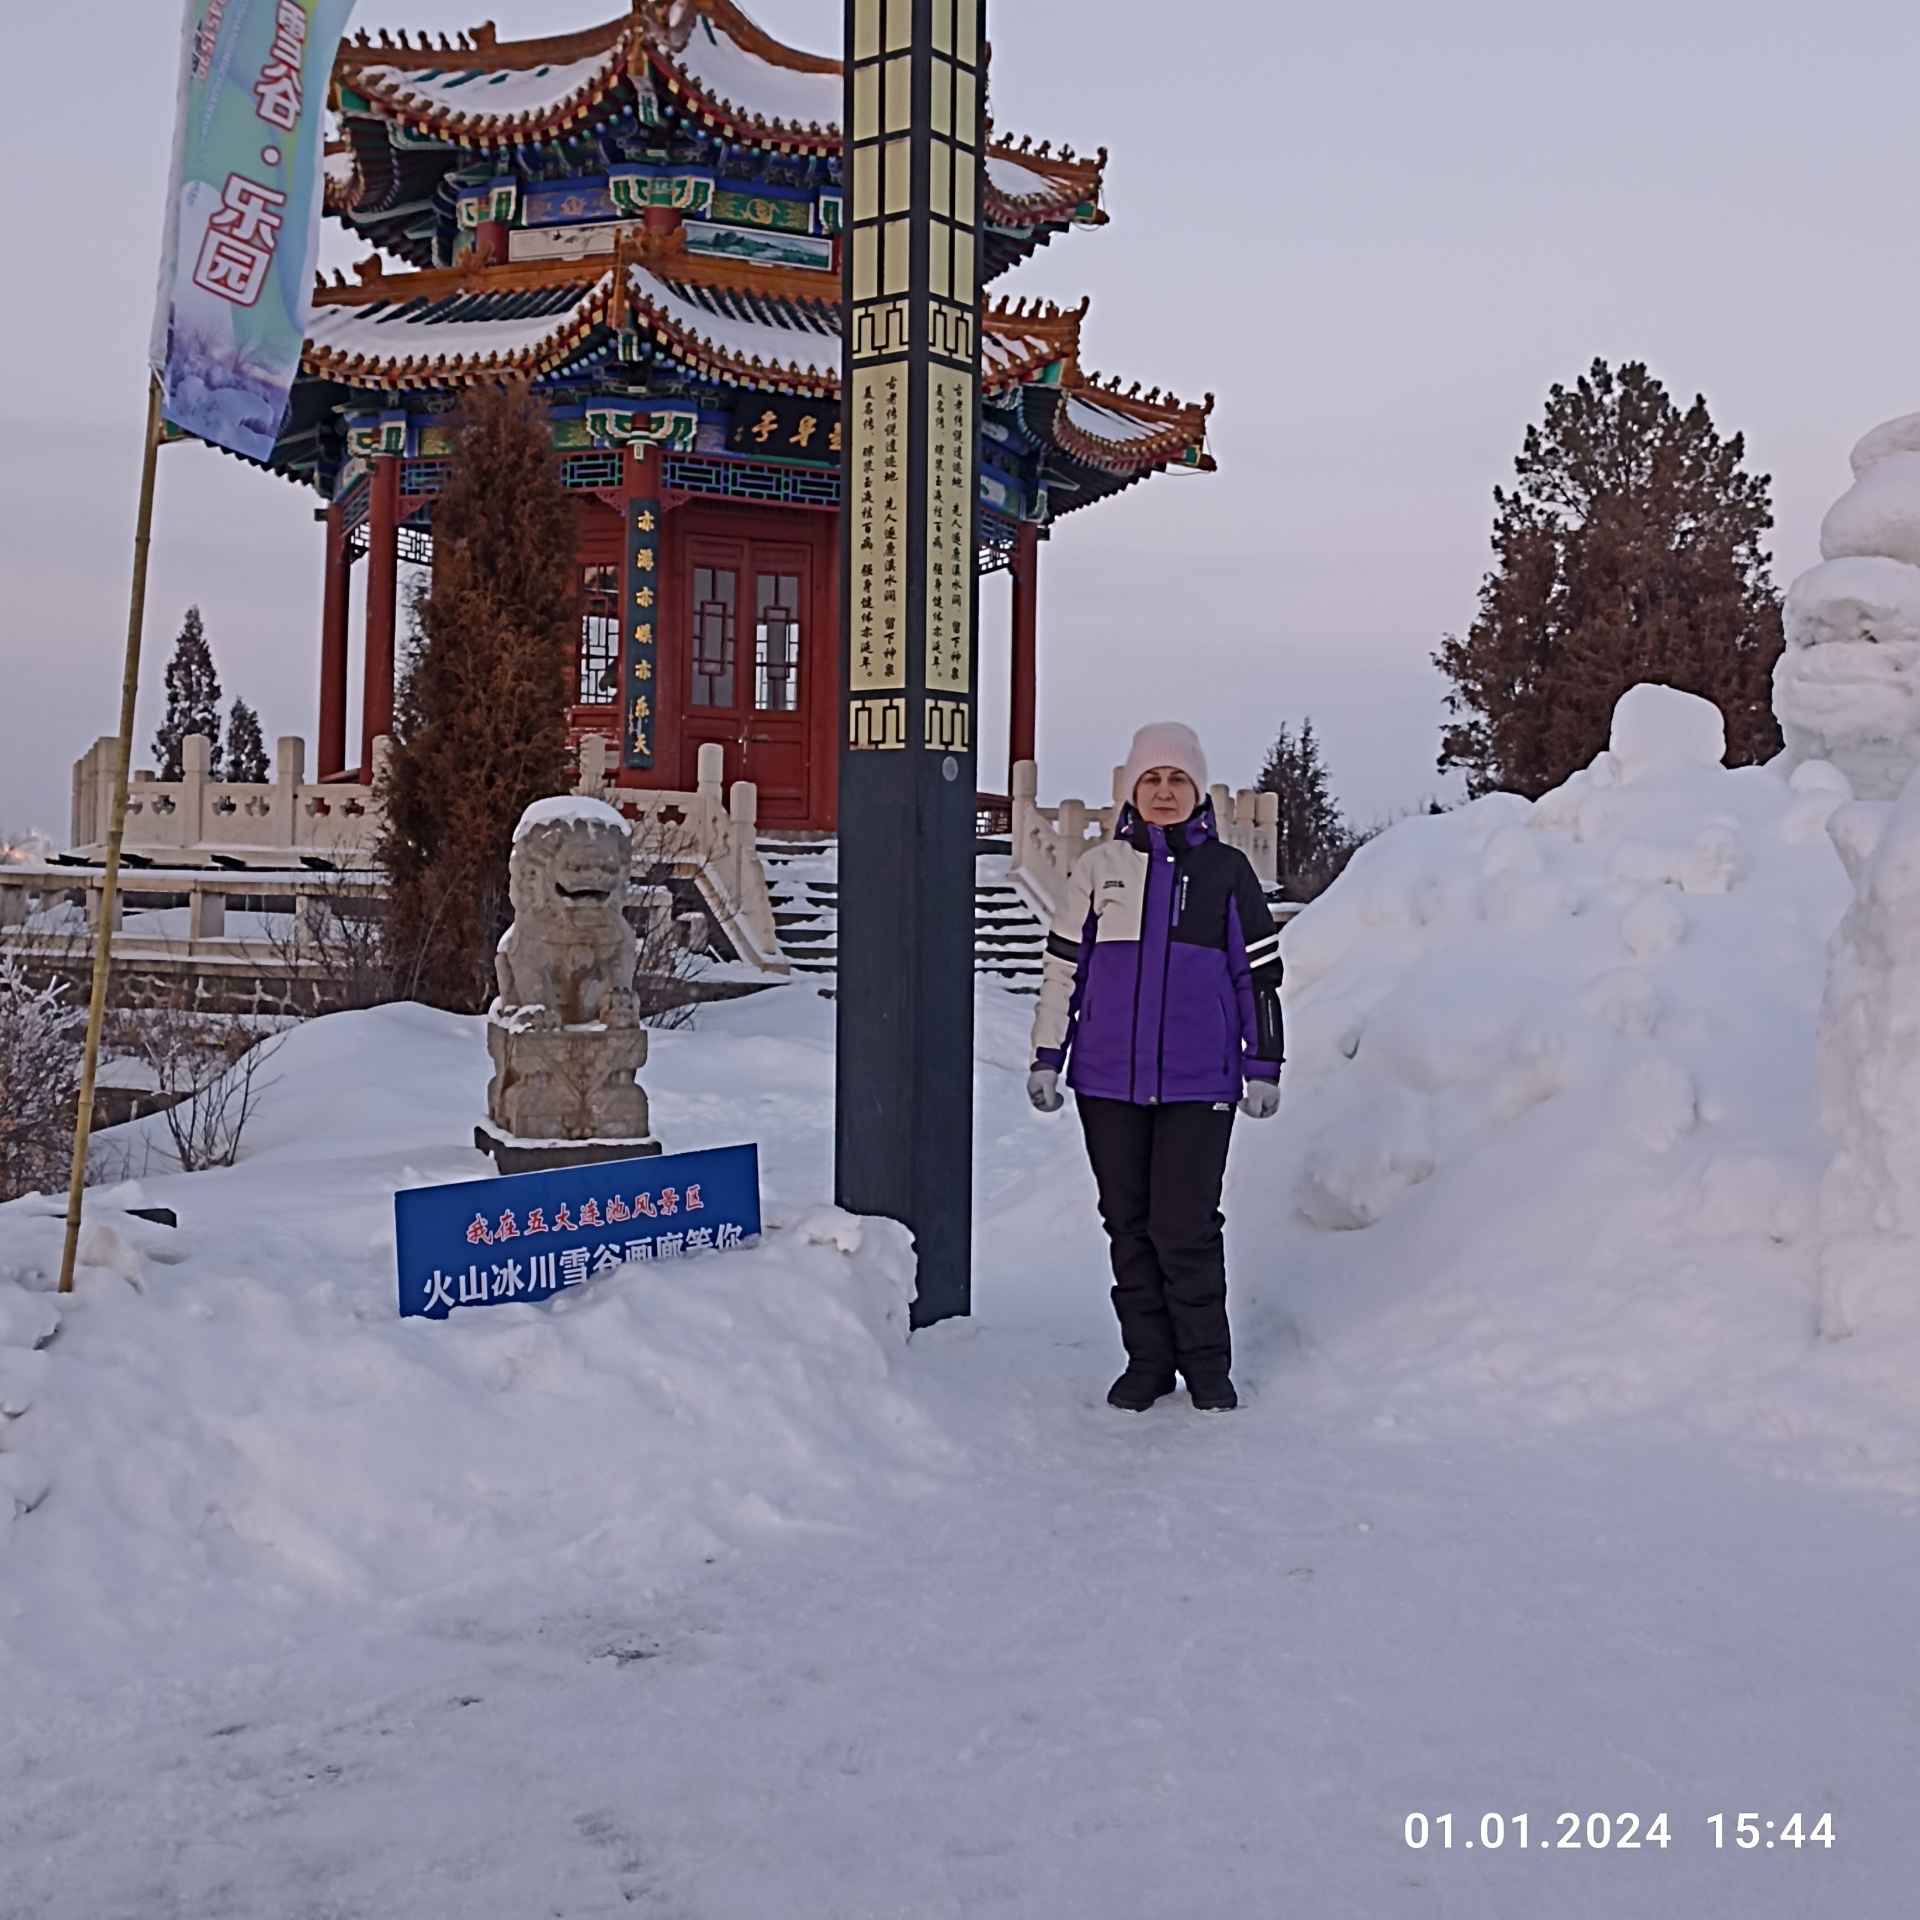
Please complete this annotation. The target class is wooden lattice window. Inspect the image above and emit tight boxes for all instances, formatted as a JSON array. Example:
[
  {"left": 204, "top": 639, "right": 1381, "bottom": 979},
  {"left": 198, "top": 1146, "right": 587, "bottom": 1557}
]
[
  {"left": 753, "top": 573, "right": 801, "bottom": 713},
  {"left": 691, "top": 566, "right": 737, "bottom": 708},
  {"left": 579, "top": 563, "right": 619, "bottom": 705}
]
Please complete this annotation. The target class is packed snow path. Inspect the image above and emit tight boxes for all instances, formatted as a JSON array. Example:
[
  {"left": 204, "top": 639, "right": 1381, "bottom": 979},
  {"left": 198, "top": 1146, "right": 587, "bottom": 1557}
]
[
  {"left": 1, "top": 993, "right": 1913, "bottom": 1917},
  {"left": 5, "top": 1336, "right": 1912, "bottom": 1918}
]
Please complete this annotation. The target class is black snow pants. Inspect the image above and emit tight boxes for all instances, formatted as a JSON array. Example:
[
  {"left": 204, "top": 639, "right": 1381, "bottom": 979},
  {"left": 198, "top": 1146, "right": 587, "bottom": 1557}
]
[{"left": 1076, "top": 1095, "right": 1236, "bottom": 1382}]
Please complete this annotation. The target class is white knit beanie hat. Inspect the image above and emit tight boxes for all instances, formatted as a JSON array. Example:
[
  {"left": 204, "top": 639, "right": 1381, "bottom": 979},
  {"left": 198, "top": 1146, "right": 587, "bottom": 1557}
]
[{"left": 1121, "top": 722, "right": 1209, "bottom": 807}]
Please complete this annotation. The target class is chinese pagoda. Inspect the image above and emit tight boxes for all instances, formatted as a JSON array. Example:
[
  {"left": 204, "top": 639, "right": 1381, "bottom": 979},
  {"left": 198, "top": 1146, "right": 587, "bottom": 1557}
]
[{"left": 273, "top": 0, "right": 1211, "bottom": 830}]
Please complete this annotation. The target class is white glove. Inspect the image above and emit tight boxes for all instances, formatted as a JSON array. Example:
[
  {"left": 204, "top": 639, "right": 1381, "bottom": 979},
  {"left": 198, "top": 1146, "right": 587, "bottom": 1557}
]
[
  {"left": 1239, "top": 1079, "right": 1280, "bottom": 1120},
  {"left": 1027, "top": 1068, "right": 1064, "bottom": 1113}
]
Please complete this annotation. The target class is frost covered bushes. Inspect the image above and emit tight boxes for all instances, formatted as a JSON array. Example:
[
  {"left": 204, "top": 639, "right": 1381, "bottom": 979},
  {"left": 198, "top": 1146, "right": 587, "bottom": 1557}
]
[{"left": 0, "top": 962, "right": 78, "bottom": 1202}]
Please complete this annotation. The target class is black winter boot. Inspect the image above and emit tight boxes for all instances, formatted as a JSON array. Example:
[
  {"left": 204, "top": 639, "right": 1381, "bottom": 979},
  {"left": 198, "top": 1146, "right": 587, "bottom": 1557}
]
[
  {"left": 1186, "top": 1373, "right": 1238, "bottom": 1412},
  {"left": 1107, "top": 1366, "right": 1177, "bottom": 1412}
]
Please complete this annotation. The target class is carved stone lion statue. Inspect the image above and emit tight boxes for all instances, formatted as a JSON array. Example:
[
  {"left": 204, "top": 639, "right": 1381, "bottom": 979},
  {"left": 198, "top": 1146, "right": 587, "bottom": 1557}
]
[
  {"left": 485, "top": 798, "right": 652, "bottom": 1145},
  {"left": 495, "top": 798, "right": 640, "bottom": 1029}
]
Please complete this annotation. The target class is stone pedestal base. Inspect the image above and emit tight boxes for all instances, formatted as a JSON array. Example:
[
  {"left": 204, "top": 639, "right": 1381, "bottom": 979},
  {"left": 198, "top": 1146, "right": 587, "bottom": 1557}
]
[
  {"left": 486, "top": 1015, "right": 650, "bottom": 1143},
  {"left": 473, "top": 1122, "right": 662, "bottom": 1176}
]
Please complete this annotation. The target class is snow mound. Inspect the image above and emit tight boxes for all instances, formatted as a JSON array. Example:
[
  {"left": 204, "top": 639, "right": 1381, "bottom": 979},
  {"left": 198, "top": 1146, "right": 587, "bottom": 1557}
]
[
  {"left": 1607, "top": 680, "right": 1725, "bottom": 778},
  {"left": 1254, "top": 685, "right": 1885, "bottom": 1448},
  {"left": 0, "top": 1006, "right": 943, "bottom": 1647}
]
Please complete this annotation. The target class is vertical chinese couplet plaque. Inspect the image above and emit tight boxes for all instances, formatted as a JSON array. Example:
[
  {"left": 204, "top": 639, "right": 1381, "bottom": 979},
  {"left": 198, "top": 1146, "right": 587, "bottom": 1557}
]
[
  {"left": 836, "top": 0, "right": 983, "bottom": 1325},
  {"left": 623, "top": 496, "right": 660, "bottom": 768}
]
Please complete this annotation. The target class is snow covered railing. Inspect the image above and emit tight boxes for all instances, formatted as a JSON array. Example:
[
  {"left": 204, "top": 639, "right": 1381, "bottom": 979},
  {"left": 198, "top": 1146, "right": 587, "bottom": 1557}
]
[
  {"left": 70, "top": 732, "right": 382, "bottom": 866},
  {"left": 0, "top": 862, "right": 380, "bottom": 951},
  {"left": 1007, "top": 758, "right": 1277, "bottom": 922},
  {"left": 572, "top": 737, "right": 786, "bottom": 974},
  {"left": 0, "top": 860, "right": 388, "bottom": 1017}
]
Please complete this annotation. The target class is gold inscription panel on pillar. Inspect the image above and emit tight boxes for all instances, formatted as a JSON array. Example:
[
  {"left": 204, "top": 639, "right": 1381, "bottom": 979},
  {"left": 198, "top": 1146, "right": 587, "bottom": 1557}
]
[
  {"left": 844, "top": 0, "right": 982, "bottom": 753},
  {"left": 849, "top": 365, "right": 907, "bottom": 694},
  {"left": 924, "top": 370, "right": 972, "bottom": 694}
]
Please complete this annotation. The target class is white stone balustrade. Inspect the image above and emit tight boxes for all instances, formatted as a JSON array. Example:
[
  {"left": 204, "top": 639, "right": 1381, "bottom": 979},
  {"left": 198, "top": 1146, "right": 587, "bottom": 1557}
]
[
  {"left": 572, "top": 737, "right": 785, "bottom": 972},
  {"left": 1008, "top": 758, "right": 1279, "bottom": 922},
  {"left": 70, "top": 731, "right": 384, "bottom": 865},
  {"left": 63, "top": 730, "right": 788, "bottom": 975}
]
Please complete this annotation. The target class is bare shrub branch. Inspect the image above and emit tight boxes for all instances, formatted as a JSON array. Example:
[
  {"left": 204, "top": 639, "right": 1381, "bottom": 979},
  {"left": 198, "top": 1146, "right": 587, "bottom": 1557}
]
[{"left": 107, "top": 1004, "right": 282, "bottom": 1173}]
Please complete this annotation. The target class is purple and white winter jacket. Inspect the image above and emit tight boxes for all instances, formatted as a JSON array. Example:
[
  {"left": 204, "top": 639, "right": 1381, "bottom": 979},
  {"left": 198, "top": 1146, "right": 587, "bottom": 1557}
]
[{"left": 1029, "top": 799, "right": 1284, "bottom": 1105}]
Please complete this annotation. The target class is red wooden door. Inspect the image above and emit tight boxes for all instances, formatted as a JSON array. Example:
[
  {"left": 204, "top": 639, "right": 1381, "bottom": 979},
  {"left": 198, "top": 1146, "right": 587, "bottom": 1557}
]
[{"left": 677, "top": 527, "right": 816, "bottom": 821}]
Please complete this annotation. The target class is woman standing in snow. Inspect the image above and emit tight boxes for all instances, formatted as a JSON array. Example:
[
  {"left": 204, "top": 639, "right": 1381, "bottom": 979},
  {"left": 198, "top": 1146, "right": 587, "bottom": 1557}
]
[{"left": 1027, "top": 723, "right": 1284, "bottom": 1412}]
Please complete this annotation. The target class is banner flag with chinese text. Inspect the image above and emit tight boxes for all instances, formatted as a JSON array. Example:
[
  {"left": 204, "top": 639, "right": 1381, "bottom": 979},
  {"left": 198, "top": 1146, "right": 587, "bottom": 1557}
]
[
  {"left": 150, "top": 0, "right": 357, "bottom": 462},
  {"left": 394, "top": 1144, "right": 761, "bottom": 1319}
]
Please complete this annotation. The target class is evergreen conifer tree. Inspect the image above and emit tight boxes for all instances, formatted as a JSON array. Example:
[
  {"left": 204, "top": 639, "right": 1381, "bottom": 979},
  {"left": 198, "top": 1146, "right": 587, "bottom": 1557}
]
[
  {"left": 1436, "top": 360, "right": 1784, "bottom": 798},
  {"left": 153, "top": 606, "right": 223, "bottom": 780},
  {"left": 377, "top": 381, "right": 579, "bottom": 1010},
  {"left": 224, "top": 697, "right": 269, "bottom": 783},
  {"left": 1256, "top": 717, "right": 1357, "bottom": 900}
]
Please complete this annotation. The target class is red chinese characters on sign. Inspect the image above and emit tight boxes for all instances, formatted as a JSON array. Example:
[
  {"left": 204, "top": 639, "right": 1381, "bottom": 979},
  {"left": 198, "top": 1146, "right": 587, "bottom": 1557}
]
[
  {"left": 469, "top": 1185, "right": 706, "bottom": 1242},
  {"left": 192, "top": 173, "right": 287, "bottom": 307},
  {"left": 253, "top": 0, "right": 309, "bottom": 131}
]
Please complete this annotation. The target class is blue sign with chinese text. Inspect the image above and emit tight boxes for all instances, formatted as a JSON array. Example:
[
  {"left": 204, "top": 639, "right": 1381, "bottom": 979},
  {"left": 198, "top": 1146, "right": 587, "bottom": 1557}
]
[{"left": 395, "top": 1144, "right": 760, "bottom": 1319}]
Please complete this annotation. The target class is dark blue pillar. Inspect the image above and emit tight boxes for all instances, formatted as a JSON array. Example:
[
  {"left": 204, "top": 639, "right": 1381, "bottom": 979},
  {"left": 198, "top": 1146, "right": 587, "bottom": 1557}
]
[{"left": 836, "top": 0, "right": 984, "bottom": 1325}]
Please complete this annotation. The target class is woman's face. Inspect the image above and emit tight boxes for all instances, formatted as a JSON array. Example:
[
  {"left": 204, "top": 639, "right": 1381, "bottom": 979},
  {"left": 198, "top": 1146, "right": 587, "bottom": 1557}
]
[{"left": 1133, "top": 765, "right": 1199, "bottom": 825}]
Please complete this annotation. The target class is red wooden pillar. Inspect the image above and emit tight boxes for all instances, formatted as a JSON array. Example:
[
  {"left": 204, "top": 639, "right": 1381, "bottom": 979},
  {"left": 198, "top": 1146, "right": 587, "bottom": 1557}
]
[
  {"left": 359, "top": 455, "right": 401, "bottom": 782},
  {"left": 318, "top": 502, "right": 350, "bottom": 779},
  {"left": 1009, "top": 520, "right": 1039, "bottom": 784}
]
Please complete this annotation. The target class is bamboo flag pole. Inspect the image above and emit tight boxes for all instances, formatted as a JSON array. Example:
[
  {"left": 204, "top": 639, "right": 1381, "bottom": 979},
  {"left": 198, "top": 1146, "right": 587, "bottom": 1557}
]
[{"left": 58, "top": 374, "right": 165, "bottom": 1295}]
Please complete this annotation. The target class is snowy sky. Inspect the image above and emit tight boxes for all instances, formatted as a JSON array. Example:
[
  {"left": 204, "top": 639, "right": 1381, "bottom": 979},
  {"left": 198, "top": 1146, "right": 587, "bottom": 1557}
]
[{"left": 5, "top": 0, "right": 1920, "bottom": 839}]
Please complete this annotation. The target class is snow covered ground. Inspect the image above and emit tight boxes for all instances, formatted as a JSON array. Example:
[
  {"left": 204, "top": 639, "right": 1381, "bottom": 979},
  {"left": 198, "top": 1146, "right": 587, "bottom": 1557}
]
[{"left": 4, "top": 697, "right": 1919, "bottom": 1915}]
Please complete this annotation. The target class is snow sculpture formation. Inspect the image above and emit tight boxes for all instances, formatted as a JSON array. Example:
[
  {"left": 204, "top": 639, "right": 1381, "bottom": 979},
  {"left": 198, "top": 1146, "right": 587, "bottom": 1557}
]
[
  {"left": 1813, "top": 773, "right": 1920, "bottom": 1337},
  {"left": 484, "top": 797, "right": 654, "bottom": 1151},
  {"left": 1791, "top": 413, "right": 1920, "bottom": 1332},
  {"left": 1775, "top": 413, "right": 1920, "bottom": 799}
]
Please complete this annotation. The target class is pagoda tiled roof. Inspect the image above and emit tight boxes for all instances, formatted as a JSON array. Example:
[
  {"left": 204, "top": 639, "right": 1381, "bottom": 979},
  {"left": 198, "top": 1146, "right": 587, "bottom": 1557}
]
[
  {"left": 299, "top": 249, "right": 1209, "bottom": 486},
  {"left": 306, "top": 249, "right": 839, "bottom": 391},
  {"left": 336, "top": 14, "right": 635, "bottom": 142},
  {"left": 295, "top": 10, "right": 1206, "bottom": 505},
  {"left": 1048, "top": 386, "right": 1216, "bottom": 477},
  {"left": 330, "top": 3, "right": 1102, "bottom": 251}
]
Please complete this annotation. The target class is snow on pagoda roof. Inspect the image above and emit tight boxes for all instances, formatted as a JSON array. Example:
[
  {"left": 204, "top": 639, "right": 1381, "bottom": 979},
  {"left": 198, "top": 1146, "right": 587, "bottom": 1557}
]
[
  {"left": 351, "top": 48, "right": 621, "bottom": 122},
  {"left": 1063, "top": 395, "right": 1164, "bottom": 445},
  {"left": 305, "top": 275, "right": 612, "bottom": 379},
  {"left": 304, "top": 250, "right": 842, "bottom": 390},
  {"left": 634, "top": 261, "right": 838, "bottom": 379},
  {"left": 1043, "top": 381, "right": 1214, "bottom": 478},
  {"left": 305, "top": 245, "right": 1105, "bottom": 399},
  {"left": 985, "top": 154, "right": 1067, "bottom": 205},
  {"left": 331, "top": 5, "right": 1103, "bottom": 221},
  {"left": 664, "top": 7, "right": 839, "bottom": 134},
  {"left": 298, "top": 257, "right": 1208, "bottom": 492}
]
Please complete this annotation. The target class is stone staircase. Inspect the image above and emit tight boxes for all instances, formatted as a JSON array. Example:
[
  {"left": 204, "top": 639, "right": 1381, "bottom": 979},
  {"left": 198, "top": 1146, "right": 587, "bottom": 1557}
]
[{"left": 760, "top": 841, "right": 1046, "bottom": 986}]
